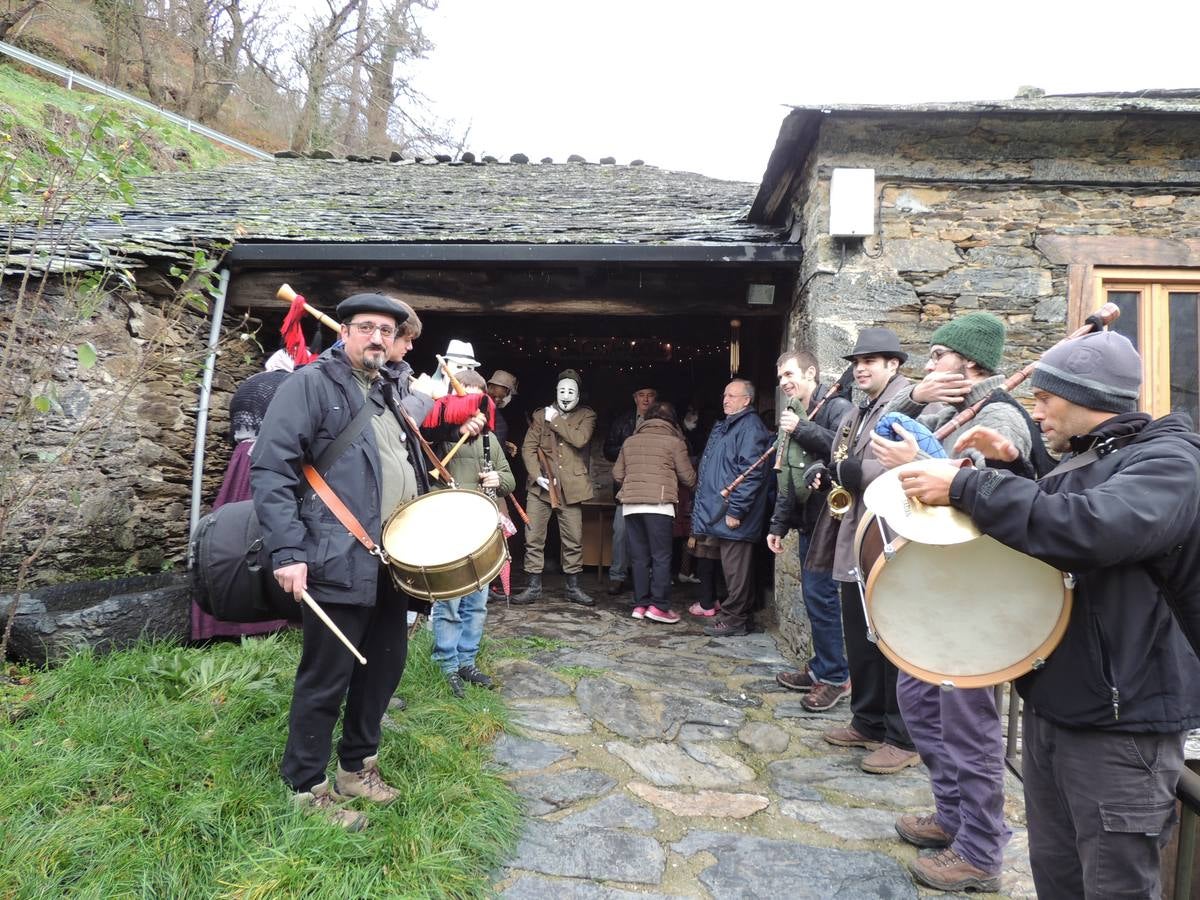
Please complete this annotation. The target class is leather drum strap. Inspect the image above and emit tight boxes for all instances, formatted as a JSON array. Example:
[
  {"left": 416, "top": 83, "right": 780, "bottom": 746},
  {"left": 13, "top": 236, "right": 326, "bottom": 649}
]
[{"left": 303, "top": 463, "right": 387, "bottom": 562}]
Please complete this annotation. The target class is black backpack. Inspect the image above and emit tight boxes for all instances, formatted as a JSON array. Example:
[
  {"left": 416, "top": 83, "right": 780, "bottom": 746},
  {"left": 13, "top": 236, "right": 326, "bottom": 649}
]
[{"left": 190, "top": 500, "right": 299, "bottom": 623}]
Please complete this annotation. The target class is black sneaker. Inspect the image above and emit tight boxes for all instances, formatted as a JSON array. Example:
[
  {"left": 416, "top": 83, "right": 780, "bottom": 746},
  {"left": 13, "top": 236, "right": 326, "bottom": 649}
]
[
  {"left": 445, "top": 672, "right": 465, "bottom": 698},
  {"left": 458, "top": 664, "right": 494, "bottom": 689}
]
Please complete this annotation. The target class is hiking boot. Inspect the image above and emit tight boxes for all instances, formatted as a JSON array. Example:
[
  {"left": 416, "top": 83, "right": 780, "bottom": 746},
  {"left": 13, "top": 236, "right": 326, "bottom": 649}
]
[
  {"left": 607, "top": 580, "right": 628, "bottom": 595},
  {"left": 292, "top": 778, "right": 368, "bottom": 830},
  {"left": 703, "top": 619, "right": 748, "bottom": 637},
  {"left": 631, "top": 606, "right": 647, "bottom": 619},
  {"left": 801, "top": 680, "right": 851, "bottom": 712},
  {"left": 446, "top": 671, "right": 466, "bottom": 698},
  {"left": 688, "top": 602, "right": 718, "bottom": 618},
  {"left": 861, "top": 743, "right": 922, "bottom": 775},
  {"left": 335, "top": 755, "right": 400, "bottom": 805},
  {"left": 775, "top": 669, "right": 816, "bottom": 692},
  {"left": 458, "top": 664, "right": 494, "bottom": 689},
  {"left": 823, "top": 724, "right": 882, "bottom": 750},
  {"left": 510, "top": 574, "right": 542, "bottom": 605},
  {"left": 909, "top": 848, "right": 1001, "bottom": 893},
  {"left": 564, "top": 574, "right": 595, "bottom": 606},
  {"left": 895, "top": 812, "right": 953, "bottom": 849},
  {"left": 645, "top": 605, "right": 681, "bottom": 624}
]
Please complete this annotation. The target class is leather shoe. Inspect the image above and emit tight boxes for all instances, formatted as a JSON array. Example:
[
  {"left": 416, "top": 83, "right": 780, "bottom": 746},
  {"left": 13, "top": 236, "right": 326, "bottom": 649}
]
[
  {"left": 775, "top": 669, "right": 815, "bottom": 691},
  {"left": 703, "top": 620, "right": 748, "bottom": 637},
  {"left": 861, "top": 743, "right": 921, "bottom": 774},
  {"left": 607, "top": 580, "right": 627, "bottom": 596},
  {"left": 909, "top": 848, "right": 1001, "bottom": 892},
  {"left": 895, "top": 812, "right": 952, "bottom": 849},
  {"left": 823, "top": 724, "right": 882, "bottom": 750}
]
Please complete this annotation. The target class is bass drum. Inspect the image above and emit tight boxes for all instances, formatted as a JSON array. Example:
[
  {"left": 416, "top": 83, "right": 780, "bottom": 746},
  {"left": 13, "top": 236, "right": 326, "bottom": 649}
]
[
  {"left": 853, "top": 510, "right": 1073, "bottom": 689},
  {"left": 381, "top": 489, "right": 509, "bottom": 603}
]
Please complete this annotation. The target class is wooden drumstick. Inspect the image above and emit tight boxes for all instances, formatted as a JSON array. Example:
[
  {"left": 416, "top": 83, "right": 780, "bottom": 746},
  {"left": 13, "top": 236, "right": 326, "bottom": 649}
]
[
  {"left": 435, "top": 354, "right": 468, "bottom": 397},
  {"left": 277, "top": 283, "right": 340, "bottom": 332},
  {"left": 430, "top": 431, "right": 471, "bottom": 480},
  {"left": 300, "top": 589, "right": 367, "bottom": 665}
]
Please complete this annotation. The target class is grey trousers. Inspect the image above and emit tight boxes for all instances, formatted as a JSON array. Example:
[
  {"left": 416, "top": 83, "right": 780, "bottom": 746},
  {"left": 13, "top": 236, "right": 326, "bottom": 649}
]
[
  {"left": 1021, "top": 705, "right": 1184, "bottom": 899},
  {"left": 523, "top": 493, "right": 584, "bottom": 575},
  {"left": 608, "top": 504, "right": 629, "bottom": 582}
]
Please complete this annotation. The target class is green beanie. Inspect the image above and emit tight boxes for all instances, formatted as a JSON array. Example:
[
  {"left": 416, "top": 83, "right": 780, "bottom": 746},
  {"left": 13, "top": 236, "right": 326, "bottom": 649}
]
[{"left": 930, "top": 312, "right": 1005, "bottom": 372}]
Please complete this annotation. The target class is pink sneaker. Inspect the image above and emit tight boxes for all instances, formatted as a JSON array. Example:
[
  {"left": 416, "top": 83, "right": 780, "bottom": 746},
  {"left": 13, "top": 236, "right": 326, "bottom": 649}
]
[
  {"left": 645, "top": 606, "right": 681, "bottom": 624},
  {"left": 631, "top": 606, "right": 647, "bottom": 619},
  {"left": 688, "top": 602, "right": 718, "bottom": 618}
]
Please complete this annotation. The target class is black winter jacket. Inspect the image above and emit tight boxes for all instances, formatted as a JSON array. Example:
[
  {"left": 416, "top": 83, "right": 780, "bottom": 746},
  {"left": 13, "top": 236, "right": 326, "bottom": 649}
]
[
  {"left": 250, "top": 349, "right": 431, "bottom": 608},
  {"left": 603, "top": 409, "right": 638, "bottom": 462},
  {"left": 769, "top": 383, "right": 854, "bottom": 536},
  {"left": 949, "top": 412, "right": 1200, "bottom": 732}
]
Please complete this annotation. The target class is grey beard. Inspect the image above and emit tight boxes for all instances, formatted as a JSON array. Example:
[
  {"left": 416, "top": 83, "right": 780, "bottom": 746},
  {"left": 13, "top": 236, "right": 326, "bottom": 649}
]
[{"left": 362, "top": 354, "right": 384, "bottom": 373}]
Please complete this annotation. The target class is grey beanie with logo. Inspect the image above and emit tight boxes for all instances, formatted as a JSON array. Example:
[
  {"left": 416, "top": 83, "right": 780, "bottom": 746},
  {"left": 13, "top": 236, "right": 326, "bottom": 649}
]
[{"left": 1030, "top": 330, "right": 1141, "bottom": 414}]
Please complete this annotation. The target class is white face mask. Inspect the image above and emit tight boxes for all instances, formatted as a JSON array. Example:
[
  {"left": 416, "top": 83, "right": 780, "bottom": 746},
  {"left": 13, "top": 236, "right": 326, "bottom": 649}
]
[{"left": 556, "top": 379, "right": 580, "bottom": 412}]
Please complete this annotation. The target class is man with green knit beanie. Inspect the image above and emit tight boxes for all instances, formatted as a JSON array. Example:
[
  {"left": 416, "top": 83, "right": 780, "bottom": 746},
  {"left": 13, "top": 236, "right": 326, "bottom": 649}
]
[{"left": 870, "top": 310, "right": 1046, "bottom": 893}]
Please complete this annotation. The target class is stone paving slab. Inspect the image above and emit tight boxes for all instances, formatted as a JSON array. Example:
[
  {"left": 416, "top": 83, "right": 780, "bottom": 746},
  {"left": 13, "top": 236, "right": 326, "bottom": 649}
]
[{"left": 486, "top": 596, "right": 1034, "bottom": 898}]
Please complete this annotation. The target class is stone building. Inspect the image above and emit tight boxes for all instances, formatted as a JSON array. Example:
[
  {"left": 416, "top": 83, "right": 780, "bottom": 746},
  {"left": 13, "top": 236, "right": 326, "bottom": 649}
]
[{"left": 751, "top": 90, "right": 1200, "bottom": 651}]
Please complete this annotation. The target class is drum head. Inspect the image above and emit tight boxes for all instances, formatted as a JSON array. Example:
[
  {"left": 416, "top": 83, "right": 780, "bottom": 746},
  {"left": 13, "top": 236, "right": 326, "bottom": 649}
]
[
  {"left": 382, "top": 489, "right": 500, "bottom": 567},
  {"left": 866, "top": 535, "right": 1071, "bottom": 688}
]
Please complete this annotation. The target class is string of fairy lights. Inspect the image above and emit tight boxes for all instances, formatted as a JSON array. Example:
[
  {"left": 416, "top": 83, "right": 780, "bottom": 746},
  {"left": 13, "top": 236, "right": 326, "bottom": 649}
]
[{"left": 488, "top": 335, "right": 730, "bottom": 370}]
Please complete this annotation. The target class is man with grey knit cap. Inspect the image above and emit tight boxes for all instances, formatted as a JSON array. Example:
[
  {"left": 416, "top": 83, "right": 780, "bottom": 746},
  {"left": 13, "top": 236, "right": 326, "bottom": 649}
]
[{"left": 898, "top": 329, "right": 1200, "bottom": 898}]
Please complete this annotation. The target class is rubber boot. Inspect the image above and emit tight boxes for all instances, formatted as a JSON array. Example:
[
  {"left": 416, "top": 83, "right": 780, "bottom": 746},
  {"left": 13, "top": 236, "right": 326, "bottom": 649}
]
[
  {"left": 510, "top": 574, "right": 542, "bottom": 605},
  {"left": 563, "top": 573, "right": 595, "bottom": 606}
]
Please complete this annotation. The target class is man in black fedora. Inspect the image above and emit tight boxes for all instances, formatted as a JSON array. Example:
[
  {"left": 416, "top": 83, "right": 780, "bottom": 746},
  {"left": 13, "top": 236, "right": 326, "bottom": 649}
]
[{"left": 804, "top": 327, "right": 921, "bottom": 775}]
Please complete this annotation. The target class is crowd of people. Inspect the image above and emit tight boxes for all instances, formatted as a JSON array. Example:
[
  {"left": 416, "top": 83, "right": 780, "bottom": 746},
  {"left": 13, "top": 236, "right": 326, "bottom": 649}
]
[{"left": 221, "top": 291, "right": 1198, "bottom": 897}]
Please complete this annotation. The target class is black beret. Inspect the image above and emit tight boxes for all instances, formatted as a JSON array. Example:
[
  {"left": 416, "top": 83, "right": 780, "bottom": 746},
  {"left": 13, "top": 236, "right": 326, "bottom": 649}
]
[{"left": 335, "top": 293, "right": 409, "bottom": 323}]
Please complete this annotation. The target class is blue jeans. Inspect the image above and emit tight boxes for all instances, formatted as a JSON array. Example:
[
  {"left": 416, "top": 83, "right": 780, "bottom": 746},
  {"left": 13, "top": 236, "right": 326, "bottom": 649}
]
[
  {"left": 798, "top": 532, "right": 848, "bottom": 685},
  {"left": 608, "top": 505, "right": 629, "bottom": 582},
  {"left": 430, "top": 586, "right": 488, "bottom": 674}
]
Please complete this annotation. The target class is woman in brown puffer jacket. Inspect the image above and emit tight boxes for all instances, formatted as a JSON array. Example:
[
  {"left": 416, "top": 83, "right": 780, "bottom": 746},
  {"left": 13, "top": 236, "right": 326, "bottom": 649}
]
[{"left": 612, "top": 402, "right": 697, "bottom": 623}]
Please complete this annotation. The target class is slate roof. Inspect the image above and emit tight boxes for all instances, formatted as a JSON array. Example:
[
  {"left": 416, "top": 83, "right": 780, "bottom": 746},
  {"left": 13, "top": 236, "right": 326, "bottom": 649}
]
[{"left": 4, "top": 159, "right": 779, "bottom": 275}]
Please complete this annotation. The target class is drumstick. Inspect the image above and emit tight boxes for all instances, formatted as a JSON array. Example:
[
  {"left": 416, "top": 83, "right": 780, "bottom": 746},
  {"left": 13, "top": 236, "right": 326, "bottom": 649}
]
[
  {"left": 505, "top": 492, "right": 530, "bottom": 525},
  {"left": 277, "top": 284, "right": 340, "bottom": 332},
  {"left": 430, "top": 432, "right": 471, "bottom": 480},
  {"left": 300, "top": 589, "right": 367, "bottom": 665},
  {"left": 435, "top": 355, "right": 468, "bottom": 397}
]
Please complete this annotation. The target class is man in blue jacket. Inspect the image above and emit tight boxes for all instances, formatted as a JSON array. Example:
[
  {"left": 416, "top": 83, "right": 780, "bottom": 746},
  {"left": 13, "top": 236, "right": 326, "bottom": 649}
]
[
  {"left": 899, "top": 330, "right": 1200, "bottom": 897},
  {"left": 690, "top": 379, "right": 773, "bottom": 637},
  {"left": 251, "top": 292, "right": 435, "bottom": 831}
]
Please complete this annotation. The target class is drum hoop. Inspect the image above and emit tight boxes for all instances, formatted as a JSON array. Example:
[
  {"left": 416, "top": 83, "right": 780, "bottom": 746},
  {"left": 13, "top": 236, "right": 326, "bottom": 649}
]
[{"left": 862, "top": 539, "right": 1074, "bottom": 689}]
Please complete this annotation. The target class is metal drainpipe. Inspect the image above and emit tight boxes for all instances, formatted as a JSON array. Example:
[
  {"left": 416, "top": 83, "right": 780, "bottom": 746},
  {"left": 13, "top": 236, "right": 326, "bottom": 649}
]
[{"left": 188, "top": 267, "right": 230, "bottom": 563}]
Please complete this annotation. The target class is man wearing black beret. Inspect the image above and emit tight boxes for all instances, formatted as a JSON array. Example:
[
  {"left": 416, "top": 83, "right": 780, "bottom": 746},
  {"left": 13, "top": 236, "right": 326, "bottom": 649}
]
[{"left": 252, "top": 292, "right": 431, "bottom": 830}]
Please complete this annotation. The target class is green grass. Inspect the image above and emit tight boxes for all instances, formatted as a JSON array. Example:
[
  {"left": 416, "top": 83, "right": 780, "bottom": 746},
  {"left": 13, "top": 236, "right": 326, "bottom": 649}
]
[
  {"left": 485, "top": 635, "right": 566, "bottom": 660},
  {"left": 0, "top": 630, "right": 524, "bottom": 899},
  {"left": 0, "top": 60, "right": 234, "bottom": 184}
]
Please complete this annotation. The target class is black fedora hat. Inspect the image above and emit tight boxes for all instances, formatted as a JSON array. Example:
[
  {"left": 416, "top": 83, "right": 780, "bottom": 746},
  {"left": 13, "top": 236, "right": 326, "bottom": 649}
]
[{"left": 842, "top": 327, "right": 907, "bottom": 364}]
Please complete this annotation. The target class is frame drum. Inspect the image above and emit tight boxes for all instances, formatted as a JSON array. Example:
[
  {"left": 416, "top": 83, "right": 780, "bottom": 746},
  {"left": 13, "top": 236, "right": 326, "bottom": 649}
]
[
  {"left": 381, "top": 489, "right": 509, "bottom": 602},
  {"left": 854, "top": 511, "right": 1072, "bottom": 689}
]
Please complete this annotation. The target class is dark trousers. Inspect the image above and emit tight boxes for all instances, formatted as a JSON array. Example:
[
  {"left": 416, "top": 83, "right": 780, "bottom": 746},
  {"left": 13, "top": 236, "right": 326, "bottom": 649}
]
[
  {"left": 717, "top": 539, "right": 755, "bottom": 628},
  {"left": 840, "top": 580, "right": 913, "bottom": 750},
  {"left": 1021, "top": 706, "right": 1185, "bottom": 899},
  {"left": 625, "top": 512, "right": 674, "bottom": 611},
  {"left": 280, "top": 574, "right": 409, "bottom": 792}
]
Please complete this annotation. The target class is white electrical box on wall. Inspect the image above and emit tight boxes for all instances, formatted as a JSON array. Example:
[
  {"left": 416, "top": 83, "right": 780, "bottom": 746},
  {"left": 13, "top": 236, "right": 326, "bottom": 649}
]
[{"left": 829, "top": 168, "right": 875, "bottom": 237}]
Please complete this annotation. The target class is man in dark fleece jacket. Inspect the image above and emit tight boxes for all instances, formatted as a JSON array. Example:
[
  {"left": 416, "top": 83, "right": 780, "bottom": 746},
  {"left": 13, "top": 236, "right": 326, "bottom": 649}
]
[{"left": 898, "top": 330, "right": 1200, "bottom": 899}]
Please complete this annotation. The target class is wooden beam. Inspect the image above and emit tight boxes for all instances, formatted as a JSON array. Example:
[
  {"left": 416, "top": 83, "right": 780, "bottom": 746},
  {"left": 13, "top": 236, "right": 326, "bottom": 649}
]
[
  {"left": 1037, "top": 235, "right": 1200, "bottom": 267},
  {"left": 226, "top": 277, "right": 782, "bottom": 317}
]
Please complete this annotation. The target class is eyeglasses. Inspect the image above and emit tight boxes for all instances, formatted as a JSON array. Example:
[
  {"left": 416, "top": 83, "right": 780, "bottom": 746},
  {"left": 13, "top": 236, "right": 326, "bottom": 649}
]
[
  {"left": 928, "top": 348, "right": 958, "bottom": 363},
  {"left": 349, "top": 322, "right": 396, "bottom": 339}
]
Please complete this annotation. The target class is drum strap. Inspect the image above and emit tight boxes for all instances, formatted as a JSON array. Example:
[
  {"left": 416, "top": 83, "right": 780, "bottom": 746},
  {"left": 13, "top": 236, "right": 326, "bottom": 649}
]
[{"left": 302, "top": 463, "right": 389, "bottom": 564}]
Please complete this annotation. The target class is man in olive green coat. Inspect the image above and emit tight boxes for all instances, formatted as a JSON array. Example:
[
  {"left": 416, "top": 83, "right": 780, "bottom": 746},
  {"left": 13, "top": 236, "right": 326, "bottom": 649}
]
[{"left": 512, "top": 369, "right": 597, "bottom": 606}]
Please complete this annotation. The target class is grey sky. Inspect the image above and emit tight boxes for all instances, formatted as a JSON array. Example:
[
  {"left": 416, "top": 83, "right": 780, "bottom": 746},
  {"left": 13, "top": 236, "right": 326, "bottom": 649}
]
[{"left": 399, "top": 0, "right": 1200, "bottom": 183}]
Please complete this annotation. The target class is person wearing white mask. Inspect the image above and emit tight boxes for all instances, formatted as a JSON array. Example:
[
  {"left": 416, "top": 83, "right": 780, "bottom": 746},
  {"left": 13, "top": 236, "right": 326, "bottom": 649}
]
[{"left": 512, "top": 369, "right": 597, "bottom": 606}]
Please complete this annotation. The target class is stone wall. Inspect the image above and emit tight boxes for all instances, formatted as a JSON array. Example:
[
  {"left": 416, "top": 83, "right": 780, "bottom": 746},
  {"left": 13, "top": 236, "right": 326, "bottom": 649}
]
[
  {"left": 771, "top": 111, "right": 1200, "bottom": 656},
  {"left": 0, "top": 278, "right": 258, "bottom": 588}
]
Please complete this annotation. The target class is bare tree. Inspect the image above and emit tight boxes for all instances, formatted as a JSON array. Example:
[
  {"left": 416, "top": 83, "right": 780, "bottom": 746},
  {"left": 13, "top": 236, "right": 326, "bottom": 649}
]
[
  {"left": 289, "top": 0, "right": 359, "bottom": 153},
  {"left": 363, "top": 0, "right": 434, "bottom": 153}
]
